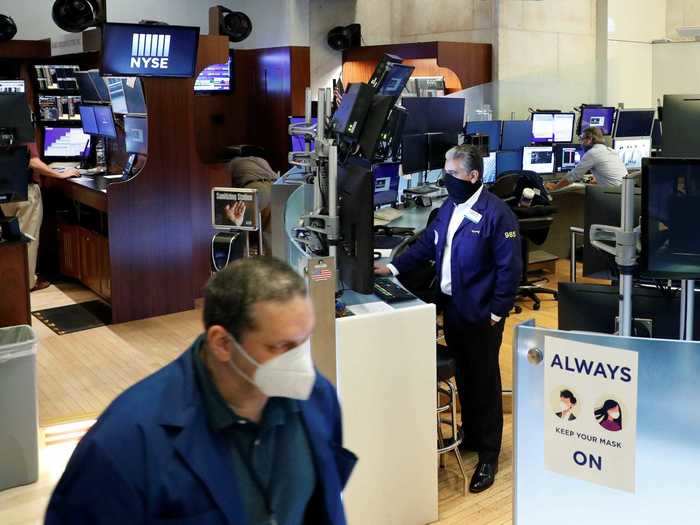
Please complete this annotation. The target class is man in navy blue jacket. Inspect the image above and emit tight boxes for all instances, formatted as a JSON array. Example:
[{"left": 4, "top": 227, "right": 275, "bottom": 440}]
[
  {"left": 45, "top": 257, "right": 356, "bottom": 525},
  {"left": 376, "top": 144, "right": 521, "bottom": 493}
]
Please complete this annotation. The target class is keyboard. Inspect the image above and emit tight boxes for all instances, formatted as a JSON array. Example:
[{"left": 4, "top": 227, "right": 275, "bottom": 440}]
[
  {"left": 404, "top": 184, "right": 439, "bottom": 195},
  {"left": 373, "top": 277, "right": 416, "bottom": 303},
  {"left": 49, "top": 162, "right": 80, "bottom": 169},
  {"left": 78, "top": 167, "right": 107, "bottom": 177}
]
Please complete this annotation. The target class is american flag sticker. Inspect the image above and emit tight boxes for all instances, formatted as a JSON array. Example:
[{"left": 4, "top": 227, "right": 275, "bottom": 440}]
[{"left": 311, "top": 262, "right": 333, "bottom": 282}]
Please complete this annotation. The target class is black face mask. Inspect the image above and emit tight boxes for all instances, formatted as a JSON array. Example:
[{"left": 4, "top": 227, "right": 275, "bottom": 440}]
[{"left": 443, "top": 174, "right": 481, "bottom": 204}]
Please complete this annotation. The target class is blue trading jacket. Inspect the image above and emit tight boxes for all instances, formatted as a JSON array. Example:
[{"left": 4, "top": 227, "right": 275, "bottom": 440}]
[
  {"left": 393, "top": 189, "right": 522, "bottom": 323},
  {"left": 45, "top": 340, "right": 357, "bottom": 525}
]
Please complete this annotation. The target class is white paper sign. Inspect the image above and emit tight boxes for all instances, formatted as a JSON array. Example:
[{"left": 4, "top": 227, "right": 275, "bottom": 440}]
[{"left": 544, "top": 336, "right": 638, "bottom": 493}]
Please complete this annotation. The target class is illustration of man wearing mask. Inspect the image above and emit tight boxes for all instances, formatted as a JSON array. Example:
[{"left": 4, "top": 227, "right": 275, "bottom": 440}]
[
  {"left": 375, "top": 144, "right": 522, "bottom": 494},
  {"left": 595, "top": 399, "right": 623, "bottom": 432},
  {"left": 555, "top": 389, "right": 577, "bottom": 421},
  {"left": 46, "top": 257, "right": 357, "bottom": 525}
]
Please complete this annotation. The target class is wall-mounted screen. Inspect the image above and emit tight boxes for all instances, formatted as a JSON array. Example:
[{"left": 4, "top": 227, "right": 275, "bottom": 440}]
[{"left": 194, "top": 57, "right": 231, "bottom": 93}]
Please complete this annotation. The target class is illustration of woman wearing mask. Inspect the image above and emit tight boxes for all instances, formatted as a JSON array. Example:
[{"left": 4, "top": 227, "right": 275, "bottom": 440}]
[
  {"left": 555, "top": 390, "right": 577, "bottom": 421},
  {"left": 595, "top": 400, "right": 622, "bottom": 432}
]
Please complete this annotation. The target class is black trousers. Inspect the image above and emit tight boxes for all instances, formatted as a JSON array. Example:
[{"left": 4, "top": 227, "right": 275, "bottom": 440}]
[{"left": 443, "top": 300, "right": 504, "bottom": 464}]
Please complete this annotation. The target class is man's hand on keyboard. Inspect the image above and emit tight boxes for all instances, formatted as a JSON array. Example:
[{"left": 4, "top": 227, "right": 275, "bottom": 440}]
[{"left": 373, "top": 263, "right": 392, "bottom": 276}]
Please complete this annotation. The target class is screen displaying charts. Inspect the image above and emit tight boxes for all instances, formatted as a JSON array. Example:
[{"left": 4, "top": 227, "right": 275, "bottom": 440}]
[
  {"left": 615, "top": 137, "right": 651, "bottom": 170},
  {"left": 522, "top": 146, "right": 554, "bottom": 174}
]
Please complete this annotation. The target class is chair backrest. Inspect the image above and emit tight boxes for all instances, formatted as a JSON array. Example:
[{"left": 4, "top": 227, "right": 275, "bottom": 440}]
[{"left": 490, "top": 172, "right": 521, "bottom": 199}]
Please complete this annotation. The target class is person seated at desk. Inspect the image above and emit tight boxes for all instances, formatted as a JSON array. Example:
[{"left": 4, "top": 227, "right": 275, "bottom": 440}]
[
  {"left": 0, "top": 143, "right": 79, "bottom": 291},
  {"left": 45, "top": 257, "right": 356, "bottom": 525},
  {"left": 226, "top": 156, "right": 279, "bottom": 255},
  {"left": 545, "top": 127, "right": 626, "bottom": 192}
]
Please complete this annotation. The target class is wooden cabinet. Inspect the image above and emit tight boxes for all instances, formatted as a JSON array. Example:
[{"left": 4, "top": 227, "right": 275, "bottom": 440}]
[
  {"left": 57, "top": 224, "right": 111, "bottom": 300},
  {"left": 0, "top": 241, "right": 31, "bottom": 327},
  {"left": 57, "top": 223, "right": 81, "bottom": 279}
]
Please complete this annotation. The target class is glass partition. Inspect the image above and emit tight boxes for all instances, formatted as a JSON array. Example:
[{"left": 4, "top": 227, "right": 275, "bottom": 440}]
[{"left": 514, "top": 321, "right": 700, "bottom": 524}]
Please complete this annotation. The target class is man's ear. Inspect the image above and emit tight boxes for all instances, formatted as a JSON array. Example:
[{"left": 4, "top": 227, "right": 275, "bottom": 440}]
[
  {"left": 470, "top": 169, "right": 481, "bottom": 183},
  {"left": 206, "top": 325, "right": 234, "bottom": 363}
]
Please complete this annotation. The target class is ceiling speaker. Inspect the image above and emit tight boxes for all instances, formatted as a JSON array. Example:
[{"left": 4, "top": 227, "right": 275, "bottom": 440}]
[
  {"left": 0, "top": 14, "right": 17, "bottom": 42},
  {"left": 212, "top": 5, "right": 252, "bottom": 43},
  {"left": 52, "top": 0, "right": 106, "bottom": 33},
  {"left": 327, "top": 24, "right": 361, "bottom": 51}
]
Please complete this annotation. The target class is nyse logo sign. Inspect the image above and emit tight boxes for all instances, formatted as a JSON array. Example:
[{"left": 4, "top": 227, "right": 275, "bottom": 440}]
[{"left": 130, "top": 33, "right": 170, "bottom": 69}]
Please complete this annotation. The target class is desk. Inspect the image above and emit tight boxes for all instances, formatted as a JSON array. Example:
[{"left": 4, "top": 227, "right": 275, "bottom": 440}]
[
  {"left": 542, "top": 183, "right": 587, "bottom": 258},
  {"left": 0, "top": 240, "right": 31, "bottom": 328}
]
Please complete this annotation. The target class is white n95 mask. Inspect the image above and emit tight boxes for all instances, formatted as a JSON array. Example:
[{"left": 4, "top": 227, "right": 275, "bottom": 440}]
[{"left": 228, "top": 338, "right": 316, "bottom": 400}]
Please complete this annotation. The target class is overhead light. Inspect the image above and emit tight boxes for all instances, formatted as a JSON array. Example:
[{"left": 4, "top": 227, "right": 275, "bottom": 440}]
[
  {"left": 0, "top": 14, "right": 17, "bottom": 42},
  {"left": 52, "top": 0, "right": 105, "bottom": 33}
]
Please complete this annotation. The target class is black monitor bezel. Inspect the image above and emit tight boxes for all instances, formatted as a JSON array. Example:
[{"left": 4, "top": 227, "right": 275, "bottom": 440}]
[
  {"left": 613, "top": 108, "right": 655, "bottom": 139},
  {"left": 41, "top": 126, "right": 91, "bottom": 161},
  {"left": 530, "top": 111, "right": 576, "bottom": 144},
  {"left": 641, "top": 156, "right": 700, "bottom": 279}
]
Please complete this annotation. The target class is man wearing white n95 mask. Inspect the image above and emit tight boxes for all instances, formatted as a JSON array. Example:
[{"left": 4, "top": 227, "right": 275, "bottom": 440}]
[{"left": 46, "top": 257, "right": 357, "bottom": 525}]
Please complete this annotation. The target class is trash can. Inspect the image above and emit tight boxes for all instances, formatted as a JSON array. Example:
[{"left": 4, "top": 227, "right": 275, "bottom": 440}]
[{"left": 0, "top": 325, "right": 38, "bottom": 491}]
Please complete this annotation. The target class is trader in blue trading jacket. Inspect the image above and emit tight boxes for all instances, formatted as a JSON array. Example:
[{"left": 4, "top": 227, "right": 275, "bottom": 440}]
[
  {"left": 375, "top": 144, "right": 522, "bottom": 493},
  {"left": 45, "top": 257, "right": 357, "bottom": 525}
]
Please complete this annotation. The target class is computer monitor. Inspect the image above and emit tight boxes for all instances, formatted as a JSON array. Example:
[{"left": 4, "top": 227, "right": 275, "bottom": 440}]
[
  {"left": 194, "top": 56, "right": 232, "bottom": 93},
  {"left": 124, "top": 115, "right": 148, "bottom": 154},
  {"left": 367, "top": 54, "right": 402, "bottom": 91},
  {"left": 412, "top": 76, "right": 445, "bottom": 97},
  {"left": 75, "top": 70, "right": 110, "bottom": 103},
  {"left": 501, "top": 120, "right": 532, "bottom": 150},
  {"left": 79, "top": 105, "right": 99, "bottom": 135},
  {"left": 661, "top": 95, "right": 700, "bottom": 157},
  {"left": 0, "top": 94, "right": 35, "bottom": 144},
  {"left": 38, "top": 95, "right": 81, "bottom": 121},
  {"left": 614, "top": 108, "right": 655, "bottom": 138},
  {"left": 553, "top": 143, "right": 583, "bottom": 173},
  {"left": 377, "top": 64, "right": 414, "bottom": 99},
  {"left": 580, "top": 106, "right": 616, "bottom": 135},
  {"left": 401, "top": 134, "right": 427, "bottom": 174},
  {"left": 105, "top": 77, "right": 147, "bottom": 115},
  {"left": 337, "top": 160, "right": 374, "bottom": 294},
  {"left": 531, "top": 112, "right": 575, "bottom": 143},
  {"left": 482, "top": 152, "right": 496, "bottom": 184},
  {"left": 402, "top": 97, "right": 464, "bottom": 134},
  {"left": 43, "top": 127, "right": 91, "bottom": 159},
  {"left": 373, "top": 162, "right": 400, "bottom": 207},
  {"left": 496, "top": 150, "right": 522, "bottom": 177},
  {"left": 522, "top": 146, "right": 554, "bottom": 174},
  {"left": 0, "top": 80, "right": 24, "bottom": 93},
  {"left": 94, "top": 106, "right": 117, "bottom": 139},
  {"left": 101, "top": 23, "right": 200, "bottom": 78},
  {"left": 34, "top": 65, "right": 80, "bottom": 90},
  {"left": 428, "top": 132, "right": 459, "bottom": 171},
  {"left": 641, "top": 157, "right": 700, "bottom": 279},
  {"left": 289, "top": 116, "right": 317, "bottom": 152},
  {"left": 652, "top": 119, "right": 662, "bottom": 150},
  {"left": 614, "top": 137, "right": 651, "bottom": 171},
  {"left": 465, "top": 120, "right": 502, "bottom": 151},
  {"left": 0, "top": 147, "right": 30, "bottom": 204}
]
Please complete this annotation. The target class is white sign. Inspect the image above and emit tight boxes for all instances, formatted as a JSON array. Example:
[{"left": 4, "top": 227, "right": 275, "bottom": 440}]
[{"left": 544, "top": 336, "right": 638, "bottom": 493}]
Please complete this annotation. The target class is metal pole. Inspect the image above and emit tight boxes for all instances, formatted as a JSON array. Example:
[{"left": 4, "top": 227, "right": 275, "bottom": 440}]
[
  {"left": 328, "top": 144, "right": 338, "bottom": 260},
  {"left": 618, "top": 176, "right": 636, "bottom": 337},
  {"left": 680, "top": 280, "right": 687, "bottom": 340},
  {"left": 569, "top": 226, "right": 583, "bottom": 283},
  {"left": 686, "top": 280, "right": 695, "bottom": 341},
  {"left": 257, "top": 212, "right": 264, "bottom": 256}
]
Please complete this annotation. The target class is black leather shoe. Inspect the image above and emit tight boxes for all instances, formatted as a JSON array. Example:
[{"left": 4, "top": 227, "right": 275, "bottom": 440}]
[{"left": 469, "top": 462, "right": 497, "bottom": 493}]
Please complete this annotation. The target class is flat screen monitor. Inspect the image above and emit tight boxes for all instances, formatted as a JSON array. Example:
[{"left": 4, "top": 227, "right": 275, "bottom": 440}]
[
  {"left": 580, "top": 106, "right": 616, "bottom": 135},
  {"left": 377, "top": 64, "right": 414, "bottom": 98},
  {"left": 43, "top": 127, "right": 91, "bottom": 159},
  {"left": 428, "top": 132, "right": 458, "bottom": 170},
  {"left": 641, "top": 157, "right": 700, "bottom": 278},
  {"left": 614, "top": 137, "right": 651, "bottom": 171},
  {"left": 289, "top": 116, "right": 317, "bottom": 152},
  {"left": 79, "top": 105, "right": 99, "bottom": 134},
  {"left": 105, "top": 77, "right": 146, "bottom": 115},
  {"left": 482, "top": 152, "right": 496, "bottom": 184},
  {"left": 101, "top": 23, "right": 200, "bottom": 78},
  {"left": 652, "top": 119, "right": 662, "bottom": 150},
  {"left": 94, "top": 106, "right": 117, "bottom": 139},
  {"left": 75, "top": 70, "right": 110, "bottom": 103},
  {"left": 38, "top": 95, "right": 81, "bottom": 121},
  {"left": 373, "top": 162, "right": 400, "bottom": 207},
  {"left": 661, "top": 95, "right": 700, "bottom": 157},
  {"left": 412, "top": 76, "right": 445, "bottom": 97},
  {"left": 465, "top": 120, "right": 502, "bottom": 151},
  {"left": 124, "top": 115, "right": 148, "bottom": 154},
  {"left": 614, "top": 108, "right": 655, "bottom": 138},
  {"left": 501, "top": 120, "right": 532, "bottom": 150},
  {"left": 401, "top": 134, "right": 427, "bottom": 174},
  {"left": 554, "top": 143, "right": 583, "bottom": 173},
  {"left": 194, "top": 57, "right": 232, "bottom": 93},
  {"left": 402, "top": 97, "right": 464, "bottom": 134},
  {"left": 34, "top": 65, "right": 79, "bottom": 90},
  {"left": 522, "top": 146, "right": 554, "bottom": 174},
  {"left": 338, "top": 160, "right": 374, "bottom": 294},
  {"left": 0, "top": 147, "right": 30, "bottom": 204},
  {"left": 0, "top": 80, "right": 24, "bottom": 93},
  {"left": 0, "top": 94, "right": 35, "bottom": 144},
  {"left": 531, "top": 112, "right": 575, "bottom": 144},
  {"left": 496, "top": 150, "right": 522, "bottom": 177}
]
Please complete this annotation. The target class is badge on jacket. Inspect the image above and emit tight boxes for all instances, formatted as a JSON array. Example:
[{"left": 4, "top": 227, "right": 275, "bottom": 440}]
[{"left": 465, "top": 209, "right": 482, "bottom": 224}]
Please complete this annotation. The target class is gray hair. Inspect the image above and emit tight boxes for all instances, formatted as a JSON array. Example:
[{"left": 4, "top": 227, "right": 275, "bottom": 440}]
[
  {"left": 203, "top": 257, "right": 307, "bottom": 339},
  {"left": 445, "top": 144, "right": 483, "bottom": 177}
]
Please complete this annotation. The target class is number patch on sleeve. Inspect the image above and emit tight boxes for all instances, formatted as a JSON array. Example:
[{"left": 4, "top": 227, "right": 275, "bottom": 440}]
[{"left": 504, "top": 230, "right": 518, "bottom": 239}]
